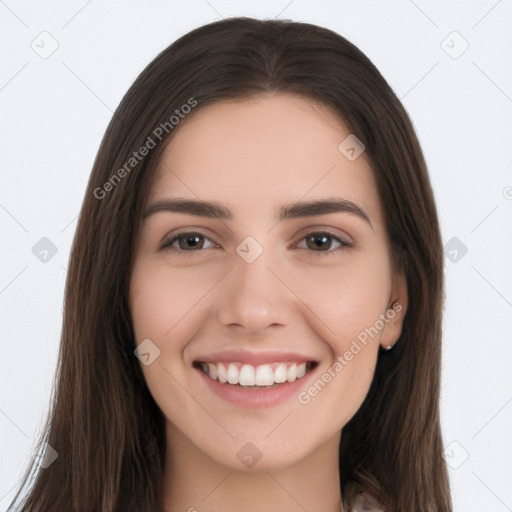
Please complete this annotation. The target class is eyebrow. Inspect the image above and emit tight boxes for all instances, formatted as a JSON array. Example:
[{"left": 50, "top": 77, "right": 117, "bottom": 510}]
[{"left": 142, "top": 196, "right": 372, "bottom": 227}]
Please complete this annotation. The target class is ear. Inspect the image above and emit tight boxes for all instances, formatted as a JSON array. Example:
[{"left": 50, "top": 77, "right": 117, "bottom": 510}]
[{"left": 380, "top": 272, "right": 408, "bottom": 350}]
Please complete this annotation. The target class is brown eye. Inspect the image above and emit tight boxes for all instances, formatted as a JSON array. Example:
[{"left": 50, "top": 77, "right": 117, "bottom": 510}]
[
  {"left": 161, "top": 232, "right": 215, "bottom": 251},
  {"left": 296, "top": 231, "right": 353, "bottom": 256},
  {"left": 160, "top": 230, "right": 352, "bottom": 256}
]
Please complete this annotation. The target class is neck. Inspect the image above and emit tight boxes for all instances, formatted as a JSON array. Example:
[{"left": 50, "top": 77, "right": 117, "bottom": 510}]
[{"left": 162, "top": 423, "right": 343, "bottom": 512}]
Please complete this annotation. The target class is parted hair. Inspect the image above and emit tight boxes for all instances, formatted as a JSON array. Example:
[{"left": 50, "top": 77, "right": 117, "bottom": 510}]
[{"left": 9, "top": 17, "right": 452, "bottom": 512}]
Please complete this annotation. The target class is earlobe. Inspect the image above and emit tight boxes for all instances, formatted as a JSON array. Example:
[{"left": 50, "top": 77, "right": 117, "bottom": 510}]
[{"left": 380, "top": 273, "right": 408, "bottom": 351}]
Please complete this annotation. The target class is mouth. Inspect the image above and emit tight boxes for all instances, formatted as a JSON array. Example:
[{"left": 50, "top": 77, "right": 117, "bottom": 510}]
[
  {"left": 191, "top": 349, "right": 321, "bottom": 408},
  {"left": 192, "top": 360, "right": 318, "bottom": 388}
]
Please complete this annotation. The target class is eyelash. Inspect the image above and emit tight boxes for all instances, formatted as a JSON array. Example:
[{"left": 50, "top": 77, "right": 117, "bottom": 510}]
[{"left": 160, "top": 230, "right": 353, "bottom": 256}]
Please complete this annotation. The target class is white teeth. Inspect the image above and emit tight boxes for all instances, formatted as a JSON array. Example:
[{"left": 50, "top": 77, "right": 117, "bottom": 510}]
[
  {"left": 286, "top": 364, "right": 297, "bottom": 382},
  {"left": 255, "top": 364, "right": 274, "bottom": 386},
  {"left": 239, "top": 364, "right": 255, "bottom": 386},
  {"left": 217, "top": 363, "right": 228, "bottom": 383},
  {"left": 274, "top": 363, "right": 287, "bottom": 384},
  {"left": 198, "top": 361, "right": 312, "bottom": 387},
  {"left": 207, "top": 363, "right": 217, "bottom": 380},
  {"left": 227, "top": 363, "right": 239, "bottom": 384}
]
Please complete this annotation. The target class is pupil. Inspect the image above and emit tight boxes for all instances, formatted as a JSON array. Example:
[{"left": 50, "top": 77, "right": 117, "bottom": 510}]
[
  {"left": 182, "top": 235, "right": 202, "bottom": 249},
  {"left": 308, "top": 234, "right": 330, "bottom": 250},
  {"left": 178, "top": 234, "right": 332, "bottom": 251}
]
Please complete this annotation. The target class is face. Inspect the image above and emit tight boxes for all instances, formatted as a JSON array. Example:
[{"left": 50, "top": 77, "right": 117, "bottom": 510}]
[{"left": 129, "top": 92, "right": 407, "bottom": 472}]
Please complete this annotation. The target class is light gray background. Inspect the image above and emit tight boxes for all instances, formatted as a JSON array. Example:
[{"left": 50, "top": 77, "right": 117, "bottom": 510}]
[{"left": 1, "top": 1, "right": 511, "bottom": 510}]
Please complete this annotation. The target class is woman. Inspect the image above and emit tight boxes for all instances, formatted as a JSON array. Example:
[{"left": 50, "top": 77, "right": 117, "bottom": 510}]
[{"left": 9, "top": 17, "right": 452, "bottom": 512}]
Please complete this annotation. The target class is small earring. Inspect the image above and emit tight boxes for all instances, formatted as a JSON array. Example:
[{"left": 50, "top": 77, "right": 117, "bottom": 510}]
[{"left": 383, "top": 345, "right": 393, "bottom": 351}]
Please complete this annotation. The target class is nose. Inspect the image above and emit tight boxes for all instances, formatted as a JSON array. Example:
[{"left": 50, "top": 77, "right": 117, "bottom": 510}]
[{"left": 217, "top": 243, "right": 294, "bottom": 334}]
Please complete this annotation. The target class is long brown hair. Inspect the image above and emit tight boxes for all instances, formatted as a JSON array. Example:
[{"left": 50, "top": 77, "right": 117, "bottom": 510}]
[{"left": 8, "top": 17, "right": 452, "bottom": 512}]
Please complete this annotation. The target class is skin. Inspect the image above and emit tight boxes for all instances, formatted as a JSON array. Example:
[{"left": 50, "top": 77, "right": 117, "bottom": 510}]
[{"left": 129, "top": 92, "right": 408, "bottom": 512}]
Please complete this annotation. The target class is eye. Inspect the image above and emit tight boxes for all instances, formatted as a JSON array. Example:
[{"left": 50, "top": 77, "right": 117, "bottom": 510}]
[
  {"left": 160, "top": 230, "right": 352, "bottom": 255},
  {"left": 160, "top": 231, "right": 217, "bottom": 251},
  {"left": 294, "top": 231, "right": 353, "bottom": 256}
]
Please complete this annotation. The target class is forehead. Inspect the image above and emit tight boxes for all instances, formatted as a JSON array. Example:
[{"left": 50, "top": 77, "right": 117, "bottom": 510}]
[{"left": 149, "top": 93, "right": 383, "bottom": 226}]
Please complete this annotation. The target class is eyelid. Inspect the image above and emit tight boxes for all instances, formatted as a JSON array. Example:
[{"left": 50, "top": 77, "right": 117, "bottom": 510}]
[
  {"left": 292, "top": 225, "right": 353, "bottom": 246},
  {"left": 291, "top": 229, "right": 353, "bottom": 257},
  {"left": 160, "top": 226, "right": 354, "bottom": 254},
  {"left": 160, "top": 228, "right": 219, "bottom": 250}
]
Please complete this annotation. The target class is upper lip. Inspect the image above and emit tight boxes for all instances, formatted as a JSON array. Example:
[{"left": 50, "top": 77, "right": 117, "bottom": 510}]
[{"left": 193, "top": 350, "right": 318, "bottom": 366}]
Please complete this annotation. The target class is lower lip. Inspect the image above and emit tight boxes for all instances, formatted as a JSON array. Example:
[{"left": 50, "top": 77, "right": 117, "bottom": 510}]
[{"left": 195, "top": 365, "right": 317, "bottom": 408}]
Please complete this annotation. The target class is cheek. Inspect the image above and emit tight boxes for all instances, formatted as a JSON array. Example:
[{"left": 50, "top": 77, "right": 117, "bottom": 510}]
[
  {"left": 292, "top": 250, "right": 392, "bottom": 347},
  {"left": 129, "top": 263, "right": 210, "bottom": 421},
  {"left": 127, "top": 248, "right": 391, "bottom": 462},
  {"left": 129, "top": 260, "right": 208, "bottom": 343},
  {"left": 130, "top": 281, "right": 170, "bottom": 343},
  {"left": 292, "top": 261, "right": 388, "bottom": 429},
  {"left": 130, "top": 246, "right": 392, "bottom": 357}
]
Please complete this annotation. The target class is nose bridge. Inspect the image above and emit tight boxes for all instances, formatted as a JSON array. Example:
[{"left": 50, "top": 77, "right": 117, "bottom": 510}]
[{"left": 217, "top": 235, "right": 292, "bottom": 331}]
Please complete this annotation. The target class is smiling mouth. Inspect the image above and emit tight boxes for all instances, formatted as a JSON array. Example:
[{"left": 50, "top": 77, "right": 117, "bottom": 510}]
[{"left": 192, "top": 360, "right": 318, "bottom": 388}]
